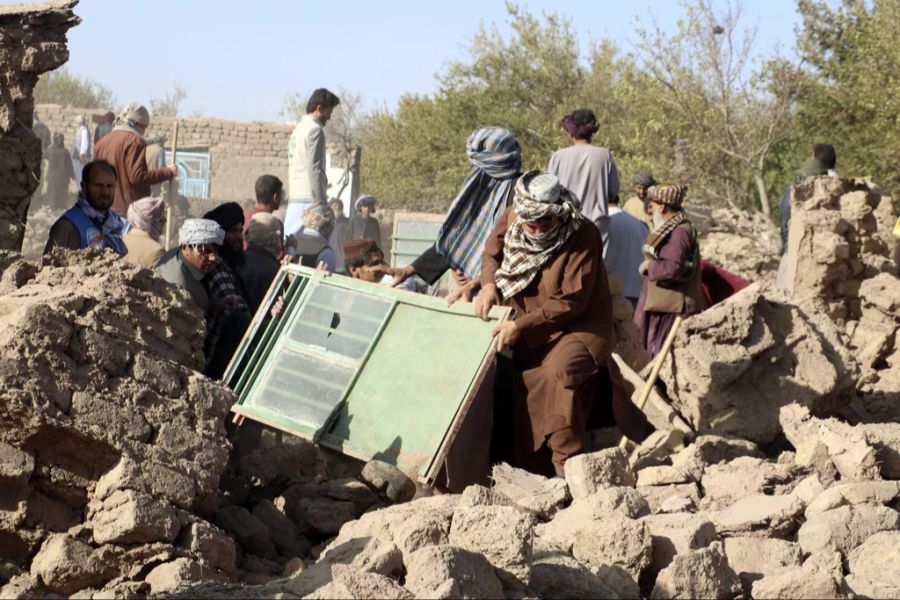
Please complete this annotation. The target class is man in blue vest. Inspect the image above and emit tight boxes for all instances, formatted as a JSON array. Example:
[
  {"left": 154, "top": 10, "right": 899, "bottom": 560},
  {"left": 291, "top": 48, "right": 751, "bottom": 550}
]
[{"left": 44, "top": 159, "right": 127, "bottom": 255}]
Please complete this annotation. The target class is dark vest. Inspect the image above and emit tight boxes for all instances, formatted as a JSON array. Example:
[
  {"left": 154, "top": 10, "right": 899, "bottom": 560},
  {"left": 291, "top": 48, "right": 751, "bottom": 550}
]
[
  {"left": 643, "top": 223, "right": 705, "bottom": 314},
  {"left": 295, "top": 234, "right": 330, "bottom": 268}
]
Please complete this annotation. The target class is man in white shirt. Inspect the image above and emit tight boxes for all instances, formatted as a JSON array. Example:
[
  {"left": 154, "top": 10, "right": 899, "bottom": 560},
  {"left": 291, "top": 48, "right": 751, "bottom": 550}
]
[
  {"left": 286, "top": 88, "right": 340, "bottom": 239},
  {"left": 605, "top": 194, "right": 649, "bottom": 307},
  {"left": 71, "top": 114, "right": 91, "bottom": 184}
]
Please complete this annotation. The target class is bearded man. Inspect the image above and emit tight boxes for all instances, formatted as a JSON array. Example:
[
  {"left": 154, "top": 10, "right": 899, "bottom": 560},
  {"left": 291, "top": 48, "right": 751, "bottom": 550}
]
[
  {"left": 476, "top": 170, "right": 617, "bottom": 477},
  {"left": 633, "top": 185, "right": 705, "bottom": 358},
  {"left": 201, "top": 202, "right": 252, "bottom": 378},
  {"left": 44, "top": 160, "right": 127, "bottom": 255}
]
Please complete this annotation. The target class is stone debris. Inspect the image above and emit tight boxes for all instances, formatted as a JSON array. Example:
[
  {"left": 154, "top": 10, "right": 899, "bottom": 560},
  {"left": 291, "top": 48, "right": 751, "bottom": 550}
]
[
  {"left": 564, "top": 447, "right": 636, "bottom": 498},
  {"left": 491, "top": 462, "right": 570, "bottom": 519},
  {"left": 695, "top": 206, "right": 782, "bottom": 280},
  {"left": 845, "top": 531, "right": 900, "bottom": 599},
  {"left": 650, "top": 542, "right": 741, "bottom": 600},
  {"left": 657, "top": 283, "right": 859, "bottom": 445},
  {"left": 571, "top": 514, "right": 652, "bottom": 579},
  {"left": 0, "top": 49, "right": 897, "bottom": 597}
]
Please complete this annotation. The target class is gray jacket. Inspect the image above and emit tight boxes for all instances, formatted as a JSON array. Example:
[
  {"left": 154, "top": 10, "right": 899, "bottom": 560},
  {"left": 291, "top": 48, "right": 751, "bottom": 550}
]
[{"left": 156, "top": 250, "right": 209, "bottom": 311}]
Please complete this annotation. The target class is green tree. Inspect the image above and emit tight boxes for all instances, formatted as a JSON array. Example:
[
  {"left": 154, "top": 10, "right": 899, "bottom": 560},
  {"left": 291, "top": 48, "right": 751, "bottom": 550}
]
[
  {"left": 794, "top": 0, "right": 900, "bottom": 199},
  {"left": 34, "top": 68, "right": 116, "bottom": 109},
  {"left": 362, "top": 3, "right": 586, "bottom": 210},
  {"left": 632, "top": 0, "right": 801, "bottom": 216}
]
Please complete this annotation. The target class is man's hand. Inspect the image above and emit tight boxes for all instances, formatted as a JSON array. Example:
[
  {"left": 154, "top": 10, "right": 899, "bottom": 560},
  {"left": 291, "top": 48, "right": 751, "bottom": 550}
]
[
  {"left": 474, "top": 283, "right": 501, "bottom": 321},
  {"left": 446, "top": 280, "right": 480, "bottom": 307},
  {"left": 638, "top": 260, "right": 651, "bottom": 276},
  {"left": 451, "top": 269, "right": 471, "bottom": 287},
  {"left": 270, "top": 296, "right": 284, "bottom": 319},
  {"left": 491, "top": 319, "right": 520, "bottom": 352},
  {"left": 389, "top": 265, "right": 417, "bottom": 288}
]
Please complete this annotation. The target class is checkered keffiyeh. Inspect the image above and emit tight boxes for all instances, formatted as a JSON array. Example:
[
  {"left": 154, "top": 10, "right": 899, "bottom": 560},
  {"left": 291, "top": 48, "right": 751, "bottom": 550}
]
[
  {"left": 494, "top": 171, "right": 585, "bottom": 300},
  {"left": 435, "top": 127, "right": 521, "bottom": 279},
  {"left": 203, "top": 258, "right": 249, "bottom": 359}
]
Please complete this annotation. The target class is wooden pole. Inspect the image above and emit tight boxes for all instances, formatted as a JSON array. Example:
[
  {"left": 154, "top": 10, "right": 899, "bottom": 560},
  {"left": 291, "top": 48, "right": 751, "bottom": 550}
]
[
  {"left": 164, "top": 122, "right": 179, "bottom": 250},
  {"left": 618, "top": 315, "right": 684, "bottom": 449}
]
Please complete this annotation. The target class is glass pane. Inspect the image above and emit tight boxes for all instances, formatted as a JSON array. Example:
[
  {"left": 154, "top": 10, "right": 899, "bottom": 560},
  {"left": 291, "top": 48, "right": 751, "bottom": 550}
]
[
  {"left": 288, "top": 284, "right": 391, "bottom": 361},
  {"left": 246, "top": 347, "right": 354, "bottom": 430}
]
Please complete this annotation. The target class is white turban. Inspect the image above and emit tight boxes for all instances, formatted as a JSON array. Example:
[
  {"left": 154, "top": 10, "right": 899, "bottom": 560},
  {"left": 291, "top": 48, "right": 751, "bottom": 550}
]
[
  {"left": 179, "top": 218, "right": 224, "bottom": 247},
  {"left": 117, "top": 102, "right": 150, "bottom": 128}
]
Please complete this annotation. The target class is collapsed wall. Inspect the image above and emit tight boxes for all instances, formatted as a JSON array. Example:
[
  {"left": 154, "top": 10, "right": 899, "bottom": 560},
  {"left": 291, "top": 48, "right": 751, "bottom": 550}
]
[
  {"left": 0, "top": 250, "right": 237, "bottom": 597},
  {"left": 656, "top": 283, "right": 859, "bottom": 445},
  {"left": 780, "top": 177, "right": 900, "bottom": 418},
  {"left": 0, "top": 1, "right": 79, "bottom": 251},
  {"left": 693, "top": 206, "right": 782, "bottom": 281}
]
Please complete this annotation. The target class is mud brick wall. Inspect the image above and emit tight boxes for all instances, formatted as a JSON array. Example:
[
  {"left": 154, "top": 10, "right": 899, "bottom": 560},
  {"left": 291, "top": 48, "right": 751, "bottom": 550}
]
[{"left": 0, "top": 1, "right": 79, "bottom": 251}]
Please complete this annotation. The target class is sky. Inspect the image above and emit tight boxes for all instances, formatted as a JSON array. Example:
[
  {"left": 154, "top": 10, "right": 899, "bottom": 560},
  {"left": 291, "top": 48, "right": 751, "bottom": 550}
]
[{"left": 22, "top": 0, "right": 802, "bottom": 122}]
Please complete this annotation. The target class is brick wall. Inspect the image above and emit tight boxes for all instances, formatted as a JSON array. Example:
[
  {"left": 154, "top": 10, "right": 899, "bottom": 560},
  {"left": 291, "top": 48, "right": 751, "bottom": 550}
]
[{"left": 35, "top": 104, "right": 292, "bottom": 206}]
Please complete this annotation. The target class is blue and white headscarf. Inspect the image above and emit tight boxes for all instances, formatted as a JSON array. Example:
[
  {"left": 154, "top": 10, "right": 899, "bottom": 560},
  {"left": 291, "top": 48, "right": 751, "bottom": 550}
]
[{"left": 435, "top": 126, "right": 521, "bottom": 279}]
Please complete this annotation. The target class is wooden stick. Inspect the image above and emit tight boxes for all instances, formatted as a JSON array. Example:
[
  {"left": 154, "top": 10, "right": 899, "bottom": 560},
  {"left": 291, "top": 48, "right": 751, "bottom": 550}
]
[
  {"left": 618, "top": 315, "right": 684, "bottom": 449},
  {"left": 164, "top": 121, "right": 179, "bottom": 249}
]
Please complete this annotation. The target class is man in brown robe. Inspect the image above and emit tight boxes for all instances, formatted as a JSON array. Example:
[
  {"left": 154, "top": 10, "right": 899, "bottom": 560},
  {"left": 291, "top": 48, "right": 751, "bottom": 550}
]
[
  {"left": 476, "top": 170, "right": 617, "bottom": 477},
  {"left": 93, "top": 102, "right": 176, "bottom": 215}
]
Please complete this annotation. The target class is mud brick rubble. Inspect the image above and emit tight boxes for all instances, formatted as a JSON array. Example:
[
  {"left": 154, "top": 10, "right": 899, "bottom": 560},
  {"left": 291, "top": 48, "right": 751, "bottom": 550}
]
[{"left": 1, "top": 3, "right": 899, "bottom": 596}]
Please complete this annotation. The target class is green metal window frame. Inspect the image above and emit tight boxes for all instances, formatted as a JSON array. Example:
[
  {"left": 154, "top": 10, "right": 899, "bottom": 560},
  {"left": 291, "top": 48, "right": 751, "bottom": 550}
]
[{"left": 224, "top": 265, "right": 509, "bottom": 484}]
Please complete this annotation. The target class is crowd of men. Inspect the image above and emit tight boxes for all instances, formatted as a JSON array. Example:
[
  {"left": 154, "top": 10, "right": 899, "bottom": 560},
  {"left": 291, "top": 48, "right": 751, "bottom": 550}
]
[{"left": 35, "top": 89, "right": 847, "bottom": 482}]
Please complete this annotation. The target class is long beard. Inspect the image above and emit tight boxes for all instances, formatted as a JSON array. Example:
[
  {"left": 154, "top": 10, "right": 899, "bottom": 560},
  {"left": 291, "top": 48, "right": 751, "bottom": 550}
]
[{"left": 652, "top": 213, "right": 666, "bottom": 230}]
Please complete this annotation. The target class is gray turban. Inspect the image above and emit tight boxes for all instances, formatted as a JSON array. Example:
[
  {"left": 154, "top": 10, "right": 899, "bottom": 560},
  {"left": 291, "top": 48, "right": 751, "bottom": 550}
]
[
  {"left": 355, "top": 194, "right": 376, "bottom": 209},
  {"left": 179, "top": 218, "right": 224, "bottom": 247},
  {"left": 632, "top": 171, "right": 657, "bottom": 187}
]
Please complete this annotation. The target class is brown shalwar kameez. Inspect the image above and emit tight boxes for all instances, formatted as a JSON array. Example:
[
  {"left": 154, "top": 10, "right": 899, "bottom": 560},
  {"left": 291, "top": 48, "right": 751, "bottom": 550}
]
[{"left": 482, "top": 207, "right": 616, "bottom": 476}]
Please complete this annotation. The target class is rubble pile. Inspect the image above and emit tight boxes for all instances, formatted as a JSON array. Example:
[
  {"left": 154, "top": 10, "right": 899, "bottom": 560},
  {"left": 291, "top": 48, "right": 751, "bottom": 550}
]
[
  {"left": 0, "top": 250, "right": 238, "bottom": 597},
  {"left": 781, "top": 177, "right": 900, "bottom": 418},
  {"left": 656, "top": 282, "right": 859, "bottom": 445},
  {"left": 695, "top": 206, "right": 783, "bottom": 281},
  {"left": 0, "top": 1, "right": 79, "bottom": 251},
  {"left": 192, "top": 417, "right": 899, "bottom": 599},
  {"left": 0, "top": 250, "right": 416, "bottom": 597}
]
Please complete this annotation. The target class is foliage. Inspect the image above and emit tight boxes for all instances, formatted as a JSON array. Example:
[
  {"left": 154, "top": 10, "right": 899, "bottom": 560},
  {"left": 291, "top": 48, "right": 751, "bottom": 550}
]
[
  {"left": 362, "top": 3, "right": 586, "bottom": 211},
  {"left": 794, "top": 0, "right": 900, "bottom": 200},
  {"left": 360, "top": 1, "right": 805, "bottom": 215},
  {"left": 33, "top": 68, "right": 116, "bottom": 109},
  {"left": 150, "top": 84, "right": 188, "bottom": 117},
  {"left": 631, "top": 0, "right": 801, "bottom": 215}
]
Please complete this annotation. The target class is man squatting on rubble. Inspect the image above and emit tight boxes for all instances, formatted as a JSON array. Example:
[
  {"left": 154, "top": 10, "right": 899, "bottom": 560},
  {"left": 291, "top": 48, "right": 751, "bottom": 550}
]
[{"left": 475, "top": 171, "right": 630, "bottom": 477}]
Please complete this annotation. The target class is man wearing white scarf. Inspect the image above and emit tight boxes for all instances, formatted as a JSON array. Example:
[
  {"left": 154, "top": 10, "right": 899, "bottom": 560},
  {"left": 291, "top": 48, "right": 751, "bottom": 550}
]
[
  {"left": 155, "top": 218, "right": 224, "bottom": 312},
  {"left": 93, "top": 102, "right": 177, "bottom": 216}
]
